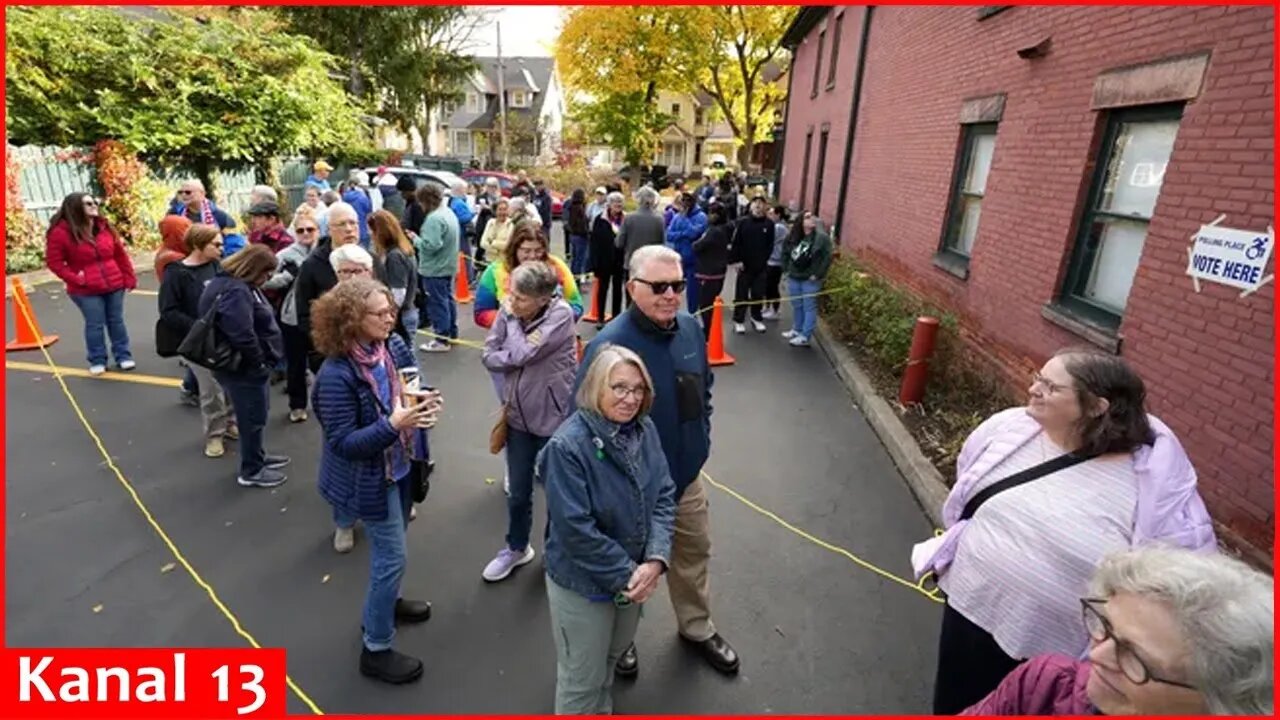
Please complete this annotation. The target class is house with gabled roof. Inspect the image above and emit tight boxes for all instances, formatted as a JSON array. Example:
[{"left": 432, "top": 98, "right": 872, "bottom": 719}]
[{"left": 430, "top": 56, "right": 564, "bottom": 168}]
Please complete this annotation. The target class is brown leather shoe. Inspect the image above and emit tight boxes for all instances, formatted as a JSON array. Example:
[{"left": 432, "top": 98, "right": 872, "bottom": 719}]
[{"left": 684, "top": 633, "right": 739, "bottom": 675}]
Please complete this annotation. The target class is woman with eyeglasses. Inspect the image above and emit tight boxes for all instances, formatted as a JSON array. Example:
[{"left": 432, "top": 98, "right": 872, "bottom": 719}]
[
  {"left": 963, "top": 546, "right": 1272, "bottom": 715},
  {"left": 44, "top": 192, "right": 138, "bottom": 375},
  {"left": 479, "top": 262, "right": 577, "bottom": 583},
  {"left": 197, "top": 244, "right": 287, "bottom": 489},
  {"left": 539, "top": 344, "right": 676, "bottom": 714},
  {"left": 267, "top": 206, "right": 319, "bottom": 423},
  {"left": 311, "top": 277, "right": 439, "bottom": 685},
  {"left": 157, "top": 224, "right": 235, "bottom": 458},
  {"left": 912, "top": 349, "right": 1217, "bottom": 714}
]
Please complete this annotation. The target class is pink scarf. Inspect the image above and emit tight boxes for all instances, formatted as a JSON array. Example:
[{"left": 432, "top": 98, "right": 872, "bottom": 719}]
[
  {"left": 196, "top": 199, "right": 216, "bottom": 226},
  {"left": 349, "top": 341, "right": 413, "bottom": 478}
]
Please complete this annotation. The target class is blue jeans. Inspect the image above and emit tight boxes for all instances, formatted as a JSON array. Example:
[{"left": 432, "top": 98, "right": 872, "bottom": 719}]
[
  {"left": 182, "top": 366, "right": 198, "bottom": 396},
  {"left": 69, "top": 290, "right": 131, "bottom": 367},
  {"left": 421, "top": 276, "right": 458, "bottom": 342},
  {"left": 569, "top": 234, "right": 590, "bottom": 276},
  {"left": 788, "top": 277, "right": 822, "bottom": 340},
  {"left": 397, "top": 306, "right": 420, "bottom": 347},
  {"left": 363, "top": 480, "right": 412, "bottom": 652},
  {"left": 684, "top": 269, "right": 700, "bottom": 315},
  {"left": 214, "top": 370, "right": 270, "bottom": 478},
  {"left": 506, "top": 427, "right": 549, "bottom": 551}
]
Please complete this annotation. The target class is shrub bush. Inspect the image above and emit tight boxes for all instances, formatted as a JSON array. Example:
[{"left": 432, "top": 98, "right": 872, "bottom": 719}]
[
  {"left": 5, "top": 151, "right": 48, "bottom": 274},
  {"left": 820, "top": 255, "right": 1015, "bottom": 478}
]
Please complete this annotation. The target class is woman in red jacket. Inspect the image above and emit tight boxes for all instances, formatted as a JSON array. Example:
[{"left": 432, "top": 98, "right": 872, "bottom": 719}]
[{"left": 44, "top": 192, "right": 137, "bottom": 375}]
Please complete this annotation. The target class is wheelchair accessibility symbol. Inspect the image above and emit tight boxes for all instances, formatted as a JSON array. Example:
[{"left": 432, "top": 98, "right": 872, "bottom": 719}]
[{"left": 1245, "top": 236, "right": 1268, "bottom": 261}]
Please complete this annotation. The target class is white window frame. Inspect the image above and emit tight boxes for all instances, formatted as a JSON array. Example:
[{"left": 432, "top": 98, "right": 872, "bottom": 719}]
[{"left": 510, "top": 89, "right": 529, "bottom": 108}]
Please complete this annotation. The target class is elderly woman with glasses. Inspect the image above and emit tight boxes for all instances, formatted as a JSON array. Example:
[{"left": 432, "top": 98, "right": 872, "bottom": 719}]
[
  {"left": 539, "top": 344, "right": 676, "bottom": 714},
  {"left": 963, "top": 546, "right": 1272, "bottom": 716},
  {"left": 912, "top": 349, "right": 1217, "bottom": 714},
  {"left": 266, "top": 206, "right": 319, "bottom": 423},
  {"left": 479, "top": 262, "right": 578, "bottom": 583},
  {"left": 311, "top": 277, "right": 440, "bottom": 685}
]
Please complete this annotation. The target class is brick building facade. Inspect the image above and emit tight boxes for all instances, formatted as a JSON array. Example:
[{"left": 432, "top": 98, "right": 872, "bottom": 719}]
[{"left": 778, "top": 5, "right": 1274, "bottom": 559}]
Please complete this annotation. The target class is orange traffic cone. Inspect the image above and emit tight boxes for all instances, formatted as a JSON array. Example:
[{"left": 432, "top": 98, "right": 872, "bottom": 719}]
[
  {"left": 581, "top": 280, "right": 612, "bottom": 324},
  {"left": 6, "top": 277, "right": 59, "bottom": 352},
  {"left": 454, "top": 253, "right": 474, "bottom": 304},
  {"left": 706, "top": 297, "right": 735, "bottom": 367}
]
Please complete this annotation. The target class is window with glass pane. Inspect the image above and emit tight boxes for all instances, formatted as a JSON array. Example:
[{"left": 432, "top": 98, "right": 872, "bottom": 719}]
[
  {"left": 941, "top": 124, "right": 997, "bottom": 257},
  {"left": 1063, "top": 106, "right": 1181, "bottom": 323}
]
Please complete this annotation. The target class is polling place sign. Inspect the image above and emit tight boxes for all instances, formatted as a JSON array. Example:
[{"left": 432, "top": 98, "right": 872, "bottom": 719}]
[{"left": 1186, "top": 220, "right": 1274, "bottom": 295}]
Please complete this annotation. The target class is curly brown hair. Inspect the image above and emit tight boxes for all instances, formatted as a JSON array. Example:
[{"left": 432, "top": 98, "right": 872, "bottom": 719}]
[
  {"left": 503, "top": 219, "right": 549, "bottom": 270},
  {"left": 309, "top": 277, "right": 397, "bottom": 358}
]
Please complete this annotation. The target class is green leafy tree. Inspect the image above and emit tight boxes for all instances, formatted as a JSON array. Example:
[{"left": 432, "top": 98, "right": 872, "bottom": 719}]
[
  {"left": 5, "top": 7, "right": 367, "bottom": 188},
  {"left": 568, "top": 94, "right": 672, "bottom": 175},
  {"left": 275, "top": 7, "right": 481, "bottom": 146}
]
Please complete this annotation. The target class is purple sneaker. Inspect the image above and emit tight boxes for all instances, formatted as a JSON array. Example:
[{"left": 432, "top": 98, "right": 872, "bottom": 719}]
[{"left": 482, "top": 546, "right": 536, "bottom": 582}]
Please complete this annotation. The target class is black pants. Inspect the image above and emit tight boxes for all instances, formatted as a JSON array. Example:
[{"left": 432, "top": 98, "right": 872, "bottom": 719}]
[
  {"left": 281, "top": 323, "right": 309, "bottom": 411},
  {"left": 696, "top": 276, "right": 725, "bottom": 339},
  {"left": 765, "top": 265, "right": 783, "bottom": 312},
  {"left": 594, "top": 266, "right": 624, "bottom": 324},
  {"left": 932, "top": 603, "right": 1021, "bottom": 715},
  {"left": 732, "top": 266, "right": 767, "bottom": 323}
]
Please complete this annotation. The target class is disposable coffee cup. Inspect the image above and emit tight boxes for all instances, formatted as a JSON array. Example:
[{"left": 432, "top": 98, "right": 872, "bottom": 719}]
[{"left": 399, "top": 367, "right": 420, "bottom": 392}]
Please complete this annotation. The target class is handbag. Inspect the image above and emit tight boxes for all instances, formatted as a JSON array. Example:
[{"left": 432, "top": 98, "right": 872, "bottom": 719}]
[
  {"left": 154, "top": 317, "right": 185, "bottom": 358},
  {"left": 960, "top": 451, "right": 1099, "bottom": 521},
  {"left": 177, "top": 292, "right": 242, "bottom": 372},
  {"left": 408, "top": 458, "right": 434, "bottom": 504},
  {"left": 489, "top": 405, "right": 509, "bottom": 455}
]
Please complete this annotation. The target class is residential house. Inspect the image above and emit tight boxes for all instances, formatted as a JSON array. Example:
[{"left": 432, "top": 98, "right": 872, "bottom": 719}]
[
  {"left": 778, "top": 5, "right": 1274, "bottom": 561},
  {"left": 433, "top": 56, "right": 565, "bottom": 168},
  {"left": 653, "top": 90, "right": 736, "bottom": 177}
]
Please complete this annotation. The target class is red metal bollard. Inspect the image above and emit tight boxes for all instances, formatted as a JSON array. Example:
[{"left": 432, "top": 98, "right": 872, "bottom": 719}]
[{"left": 899, "top": 316, "right": 941, "bottom": 406}]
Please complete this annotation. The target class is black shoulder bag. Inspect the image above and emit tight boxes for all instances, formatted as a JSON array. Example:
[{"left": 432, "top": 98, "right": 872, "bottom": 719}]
[
  {"left": 960, "top": 452, "right": 1098, "bottom": 521},
  {"left": 177, "top": 292, "right": 242, "bottom": 372}
]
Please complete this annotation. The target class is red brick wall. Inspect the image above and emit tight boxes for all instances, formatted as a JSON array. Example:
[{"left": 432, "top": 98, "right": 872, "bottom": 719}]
[
  {"left": 805, "top": 5, "right": 1274, "bottom": 555},
  {"left": 778, "top": 6, "right": 867, "bottom": 229}
]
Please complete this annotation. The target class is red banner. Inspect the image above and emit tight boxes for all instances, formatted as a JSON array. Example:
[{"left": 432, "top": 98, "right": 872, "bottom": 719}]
[{"left": 0, "top": 649, "right": 286, "bottom": 718}]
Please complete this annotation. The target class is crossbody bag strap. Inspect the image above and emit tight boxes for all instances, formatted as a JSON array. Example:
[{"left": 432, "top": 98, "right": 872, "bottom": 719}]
[{"left": 960, "top": 451, "right": 1098, "bottom": 521}]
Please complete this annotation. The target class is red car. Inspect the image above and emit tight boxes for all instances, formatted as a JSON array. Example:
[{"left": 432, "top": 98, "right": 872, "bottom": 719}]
[{"left": 461, "top": 170, "right": 564, "bottom": 218}]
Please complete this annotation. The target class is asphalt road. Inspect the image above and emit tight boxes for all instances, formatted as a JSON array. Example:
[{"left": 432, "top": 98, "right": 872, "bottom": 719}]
[{"left": 5, "top": 226, "right": 942, "bottom": 714}]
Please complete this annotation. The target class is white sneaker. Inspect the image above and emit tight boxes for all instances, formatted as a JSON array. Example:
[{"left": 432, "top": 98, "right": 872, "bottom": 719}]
[
  {"left": 334, "top": 527, "right": 355, "bottom": 553},
  {"left": 482, "top": 546, "right": 536, "bottom": 582},
  {"left": 503, "top": 474, "right": 510, "bottom": 497},
  {"left": 118, "top": 360, "right": 136, "bottom": 371},
  {"left": 734, "top": 323, "right": 746, "bottom": 335},
  {"left": 89, "top": 365, "right": 107, "bottom": 376},
  {"left": 781, "top": 330, "right": 797, "bottom": 339},
  {"left": 789, "top": 335, "right": 811, "bottom": 347},
  {"left": 751, "top": 319, "right": 766, "bottom": 333},
  {"left": 419, "top": 340, "right": 451, "bottom": 353},
  {"left": 761, "top": 308, "right": 779, "bottom": 320}
]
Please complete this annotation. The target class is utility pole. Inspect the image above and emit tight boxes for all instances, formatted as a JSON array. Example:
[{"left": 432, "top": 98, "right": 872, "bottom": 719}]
[{"left": 496, "top": 22, "right": 508, "bottom": 171}]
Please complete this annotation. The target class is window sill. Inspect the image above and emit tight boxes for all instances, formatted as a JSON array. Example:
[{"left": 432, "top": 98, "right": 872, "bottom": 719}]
[
  {"left": 931, "top": 251, "right": 970, "bottom": 280},
  {"left": 1040, "top": 303, "right": 1122, "bottom": 354}
]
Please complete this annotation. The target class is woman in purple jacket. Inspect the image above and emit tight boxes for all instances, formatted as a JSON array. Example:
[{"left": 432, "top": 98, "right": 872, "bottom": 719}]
[
  {"left": 912, "top": 349, "right": 1216, "bottom": 714},
  {"left": 480, "top": 261, "right": 578, "bottom": 583},
  {"left": 964, "top": 546, "right": 1272, "bottom": 716}
]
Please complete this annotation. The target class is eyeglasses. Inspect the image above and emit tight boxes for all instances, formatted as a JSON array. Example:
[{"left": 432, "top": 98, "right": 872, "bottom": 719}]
[
  {"left": 632, "top": 278, "right": 686, "bottom": 296},
  {"left": 1031, "top": 372, "right": 1069, "bottom": 395},
  {"left": 1080, "top": 598, "right": 1197, "bottom": 690},
  {"left": 296, "top": 227, "right": 318, "bottom": 235},
  {"left": 366, "top": 307, "right": 397, "bottom": 320},
  {"left": 337, "top": 267, "right": 371, "bottom": 277},
  {"left": 608, "top": 383, "right": 647, "bottom": 401}
]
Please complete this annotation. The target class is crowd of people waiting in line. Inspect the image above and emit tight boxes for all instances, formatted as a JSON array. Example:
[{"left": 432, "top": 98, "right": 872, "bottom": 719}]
[{"left": 38, "top": 164, "right": 1273, "bottom": 714}]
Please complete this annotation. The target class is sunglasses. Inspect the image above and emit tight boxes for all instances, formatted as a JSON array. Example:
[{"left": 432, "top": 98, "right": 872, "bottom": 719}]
[{"left": 632, "top": 278, "right": 686, "bottom": 296}]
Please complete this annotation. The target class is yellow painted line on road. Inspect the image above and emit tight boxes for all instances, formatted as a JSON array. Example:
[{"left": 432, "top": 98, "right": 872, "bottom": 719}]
[
  {"left": 131, "top": 289, "right": 159, "bottom": 296},
  {"left": 6, "top": 360, "right": 182, "bottom": 388}
]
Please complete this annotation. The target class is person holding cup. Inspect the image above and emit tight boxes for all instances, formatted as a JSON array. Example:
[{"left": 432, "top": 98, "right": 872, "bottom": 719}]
[{"left": 310, "top": 277, "right": 441, "bottom": 685}]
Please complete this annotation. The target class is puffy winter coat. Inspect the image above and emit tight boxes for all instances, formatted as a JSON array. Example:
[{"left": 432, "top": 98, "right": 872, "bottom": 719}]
[{"left": 45, "top": 218, "right": 137, "bottom": 296}]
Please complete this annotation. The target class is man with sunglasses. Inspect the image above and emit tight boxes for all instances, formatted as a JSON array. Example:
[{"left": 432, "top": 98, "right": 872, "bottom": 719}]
[{"left": 576, "top": 244, "right": 740, "bottom": 678}]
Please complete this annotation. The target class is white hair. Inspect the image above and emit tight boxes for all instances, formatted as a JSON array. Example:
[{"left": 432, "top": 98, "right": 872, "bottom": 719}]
[
  {"left": 634, "top": 186, "right": 659, "bottom": 210},
  {"left": 508, "top": 197, "right": 528, "bottom": 213},
  {"left": 327, "top": 201, "right": 357, "bottom": 223},
  {"left": 510, "top": 261, "right": 560, "bottom": 298},
  {"left": 329, "top": 243, "right": 374, "bottom": 272},
  {"left": 350, "top": 170, "right": 370, "bottom": 186},
  {"left": 1091, "top": 547, "right": 1273, "bottom": 715},
  {"left": 451, "top": 179, "right": 469, "bottom": 194},
  {"left": 606, "top": 191, "right": 625, "bottom": 205},
  {"left": 628, "top": 244, "right": 682, "bottom": 278},
  {"left": 250, "top": 185, "right": 278, "bottom": 203}
]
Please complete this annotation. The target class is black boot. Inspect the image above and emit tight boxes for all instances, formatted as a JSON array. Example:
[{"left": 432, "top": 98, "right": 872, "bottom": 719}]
[
  {"left": 614, "top": 643, "right": 639, "bottom": 679},
  {"left": 395, "top": 598, "right": 431, "bottom": 624},
  {"left": 359, "top": 648, "right": 423, "bottom": 684},
  {"left": 683, "top": 633, "right": 740, "bottom": 675}
]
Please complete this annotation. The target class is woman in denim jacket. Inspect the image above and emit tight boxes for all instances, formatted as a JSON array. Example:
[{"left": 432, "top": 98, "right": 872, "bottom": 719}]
[{"left": 538, "top": 344, "right": 677, "bottom": 714}]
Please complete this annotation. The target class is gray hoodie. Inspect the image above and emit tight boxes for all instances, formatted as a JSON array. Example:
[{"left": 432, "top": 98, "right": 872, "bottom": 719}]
[{"left": 481, "top": 298, "right": 577, "bottom": 437}]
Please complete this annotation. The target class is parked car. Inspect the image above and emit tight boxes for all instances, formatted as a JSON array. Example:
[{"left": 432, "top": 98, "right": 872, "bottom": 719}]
[
  {"left": 461, "top": 170, "right": 564, "bottom": 218},
  {"left": 363, "top": 167, "right": 468, "bottom": 195}
]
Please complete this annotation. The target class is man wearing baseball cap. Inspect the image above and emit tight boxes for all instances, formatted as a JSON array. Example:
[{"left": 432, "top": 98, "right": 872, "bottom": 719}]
[
  {"left": 305, "top": 160, "right": 334, "bottom": 193},
  {"left": 247, "top": 201, "right": 293, "bottom": 255},
  {"left": 587, "top": 186, "right": 608, "bottom": 226}
]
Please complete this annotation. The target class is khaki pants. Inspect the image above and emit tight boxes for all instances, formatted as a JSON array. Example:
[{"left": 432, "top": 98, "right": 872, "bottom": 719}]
[
  {"left": 547, "top": 577, "right": 642, "bottom": 715},
  {"left": 188, "top": 363, "right": 233, "bottom": 439},
  {"left": 667, "top": 477, "right": 716, "bottom": 641}
]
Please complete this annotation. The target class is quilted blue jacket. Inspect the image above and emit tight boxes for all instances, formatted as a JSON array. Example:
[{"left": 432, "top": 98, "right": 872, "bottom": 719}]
[{"left": 312, "top": 334, "right": 427, "bottom": 521}]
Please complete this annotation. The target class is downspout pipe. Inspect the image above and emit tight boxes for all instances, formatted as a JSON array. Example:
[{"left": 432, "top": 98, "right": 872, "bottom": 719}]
[
  {"left": 774, "top": 51, "right": 799, "bottom": 203},
  {"left": 833, "top": 5, "right": 874, "bottom": 246}
]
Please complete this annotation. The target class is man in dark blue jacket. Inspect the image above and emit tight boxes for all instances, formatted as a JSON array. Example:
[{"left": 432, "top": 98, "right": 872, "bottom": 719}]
[{"left": 575, "top": 244, "right": 740, "bottom": 678}]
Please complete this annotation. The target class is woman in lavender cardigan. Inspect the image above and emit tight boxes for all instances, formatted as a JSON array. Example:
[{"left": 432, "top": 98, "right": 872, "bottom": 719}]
[{"left": 912, "top": 349, "right": 1216, "bottom": 714}]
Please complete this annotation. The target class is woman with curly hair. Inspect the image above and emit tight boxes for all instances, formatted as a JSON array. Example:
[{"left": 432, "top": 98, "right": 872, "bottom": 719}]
[{"left": 310, "top": 276, "right": 440, "bottom": 685}]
